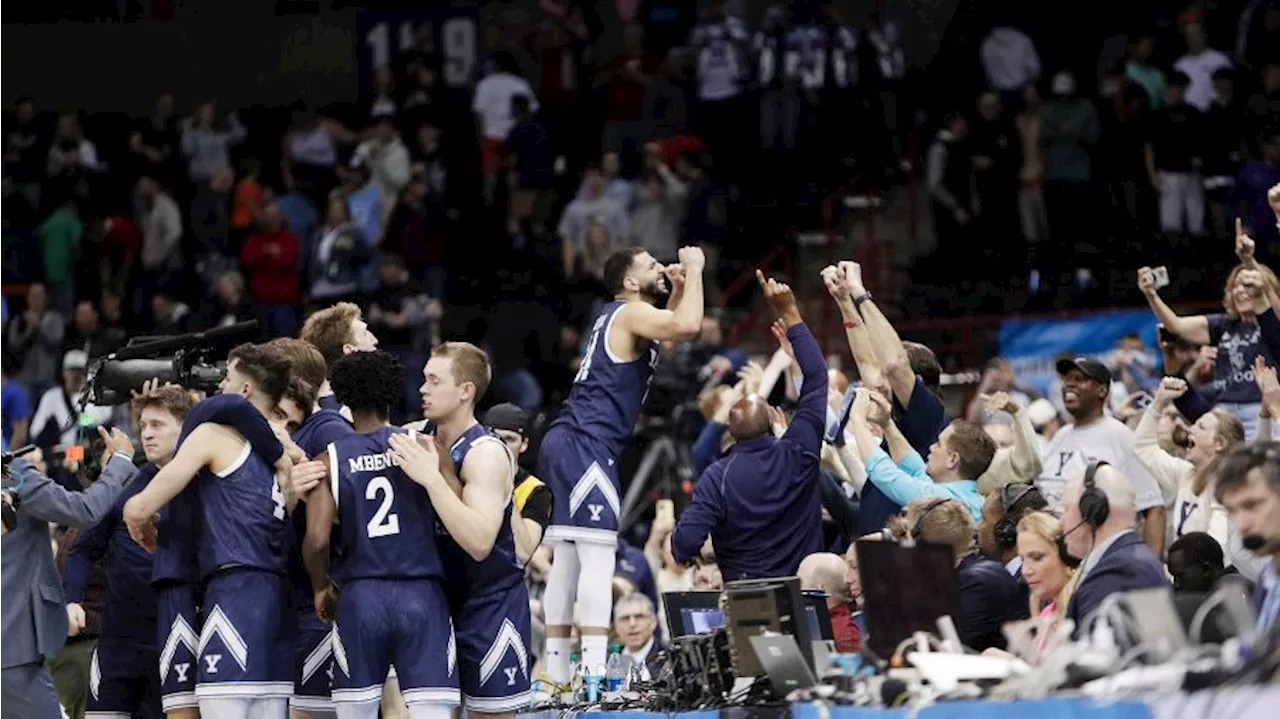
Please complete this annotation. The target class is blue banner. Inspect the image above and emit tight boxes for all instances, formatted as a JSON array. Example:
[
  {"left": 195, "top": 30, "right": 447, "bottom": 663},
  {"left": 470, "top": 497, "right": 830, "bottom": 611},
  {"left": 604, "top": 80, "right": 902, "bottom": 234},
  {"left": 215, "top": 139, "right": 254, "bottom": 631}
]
[{"left": 998, "top": 310, "right": 1159, "bottom": 397}]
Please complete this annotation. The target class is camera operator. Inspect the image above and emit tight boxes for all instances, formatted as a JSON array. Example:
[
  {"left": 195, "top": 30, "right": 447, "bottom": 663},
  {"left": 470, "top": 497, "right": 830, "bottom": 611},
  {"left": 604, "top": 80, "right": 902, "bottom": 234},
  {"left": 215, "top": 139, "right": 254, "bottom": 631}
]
[{"left": 1, "top": 425, "right": 138, "bottom": 719}]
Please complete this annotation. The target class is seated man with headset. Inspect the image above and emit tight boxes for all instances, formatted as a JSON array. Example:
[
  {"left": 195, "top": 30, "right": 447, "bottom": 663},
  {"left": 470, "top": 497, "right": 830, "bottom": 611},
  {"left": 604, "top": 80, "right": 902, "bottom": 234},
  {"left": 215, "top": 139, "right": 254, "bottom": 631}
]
[{"left": 1061, "top": 460, "right": 1169, "bottom": 636}]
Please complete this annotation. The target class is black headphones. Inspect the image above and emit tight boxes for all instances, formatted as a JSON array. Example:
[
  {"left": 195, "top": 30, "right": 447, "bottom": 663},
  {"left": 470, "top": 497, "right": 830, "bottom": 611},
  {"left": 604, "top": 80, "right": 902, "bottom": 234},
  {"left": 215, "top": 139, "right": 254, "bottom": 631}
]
[
  {"left": 993, "top": 483, "right": 1037, "bottom": 549},
  {"left": 1079, "top": 459, "right": 1112, "bottom": 528},
  {"left": 911, "top": 498, "right": 951, "bottom": 542},
  {"left": 1054, "top": 533, "right": 1082, "bottom": 568}
]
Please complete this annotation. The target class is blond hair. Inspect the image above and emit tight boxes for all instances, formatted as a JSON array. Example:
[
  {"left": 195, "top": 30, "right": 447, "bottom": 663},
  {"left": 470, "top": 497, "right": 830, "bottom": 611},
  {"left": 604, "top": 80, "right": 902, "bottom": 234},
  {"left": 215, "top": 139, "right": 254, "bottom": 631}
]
[
  {"left": 430, "top": 342, "right": 492, "bottom": 401},
  {"left": 1222, "top": 263, "right": 1280, "bottom": 319},
  {"left": 904, "top": 497, "right": 976, "bottom": 562},
  {"left": 1016, "top": 511, "right": 1077, "bottom": 621}
]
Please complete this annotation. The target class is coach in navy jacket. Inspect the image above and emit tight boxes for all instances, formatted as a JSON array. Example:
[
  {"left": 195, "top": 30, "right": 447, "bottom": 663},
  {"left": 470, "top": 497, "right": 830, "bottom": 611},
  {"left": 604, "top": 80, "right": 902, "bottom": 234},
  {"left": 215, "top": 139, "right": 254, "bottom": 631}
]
[
  {"left": 1061, "top": 465, "right": 1169, "bottom": 637},
  {"left": 672, "top": 273, "right": 826, "bottom": 581}
]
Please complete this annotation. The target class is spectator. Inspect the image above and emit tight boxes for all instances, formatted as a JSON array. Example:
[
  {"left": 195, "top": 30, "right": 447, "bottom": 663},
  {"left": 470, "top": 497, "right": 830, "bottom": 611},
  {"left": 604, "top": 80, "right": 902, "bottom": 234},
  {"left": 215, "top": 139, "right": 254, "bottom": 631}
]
[
  {"left": 240, "top": 201, "right": 301, "bottom": 338},
  {"left": 201, "top": 269, "right": 254, "bottom": 329},
  {"left": 900, "top": 497, "right": 1028, "bottom": 651},
  {"left": 600, "top": 24, "right": 656, "bottom": 157},
  {"left": 970, "top": 93, "right": 1022, "bottom": 280},
  {"left": 127, "top": 92, "right": 180, "bottom": 187},
  {"left": 147, "top": 291, "right": 192, "bottom": 335},
  {"left": 281, "top": 103, "right": 354, "bottom": 210},
  {"left": 1061, "top": 463, "right": 1170, "bottom": 638},
  {"left": 1016, "top": 84, "right": 1050, "bottom": 275},
  {"left": 1124, "top": 33, "right": 1165, "bottom": 109},
  {"left": 924, "top": 111, "right": 977, "bottom": 288},
  {"left": 612, "top": 593, "right": 662, "bottom": 681},
  {"left": 1243, "top": 64, "right": 1280, "bottom": 152},
  {"left": 1013, "top": 512, "right": 1078, "bottom": 663},
  {"left": 1149, "top": 71, "right": 1206, "bottom": 240},
  {"left": 688, "top": 0, "right": 750, "bottom": 183},
  {"left": 1167, "top": 532, "right": 1230, "bottom": 593},
  {"left": 29, "top": 350, "right": 111, "bottom": 451},
  {"left": 1213, "top": 443, "right": 1280, "bottom": 634},
  {"left": 556, "top": 164, "right": 629, "bottom": 277},
  {"left": 631, "top": 168, "right": 686, "bottom": 260},
  {"left": 1173, "top": 22, "right": 1231, "bottom": 112},
  {"left": 977, "top": 483, "right": 1050, "bottom": 581},
  {"left": 6, "top": 283, "right": 66, "bottom": 394},
  {"left": 383, "top": 176, "right": 446, "bottom": 298},
  {"left": 473, "top": 51, "right": 538, "bottom": 202},
  {"left": 798, "top": 552, "right": 861, "bottom": 652},
  {"left": 1204, "top": 69, "right": 1242, "bottom": 240},
  {"left": 1035, "top": 357, "right": 1166, "bottom": 552},
  {"left": 64, "top": 300, "right": 119, "bottom": 360},
  {"left": 134, "top": 175, "right": 184, "bottom": 304},
  {"left": 1, "top": 359, "right": 32, "bottom": 451},
  {"left": 353, "top": 112, "right": 412, "bottom": 222},
  {"left": 505, "top": 95, "right": 556, "bottom": 239},
  {"left": 35, "top": 198, "right": 82, "bottom": 312},
  {"left": 980, "top": 25, "right": 1041, "bottom": 104},
  {"left": 190, "top": 167, "right": 233, "bottom": 257},
  {"left": 368, "top": 254, "right": 437, "bottom": 419},
  {"left": 229, "top": 158, "right": 265, "bottom": 251},
  {"left": 1041, "top": 71, "right": 1100, "bottom": 288},
  {"left": 1235, "top": 134, "right": 1280, "bottom": 253},
  {"left": 310, "top": 196, "right": 371, "bottom": 308},
  {"left": 179, "top": 100, "right": 246, "bottom": 184}
]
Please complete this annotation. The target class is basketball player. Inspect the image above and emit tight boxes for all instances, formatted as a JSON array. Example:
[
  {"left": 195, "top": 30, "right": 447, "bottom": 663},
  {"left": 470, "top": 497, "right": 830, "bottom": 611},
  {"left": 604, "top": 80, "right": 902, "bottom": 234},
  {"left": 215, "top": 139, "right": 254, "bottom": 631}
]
[
  {"left": 267, "top": 338, "right": 353, "bottom": 718},
  {"left": 396, "top": 342, "right": 527, "bottom": 717},
  {"left": 539, "top": 246, "right": 706, "bottom": 687},
  {"left": 68, "top": 386, "right": 193, "bottom": 719},
  {"left": 123, "top": 344, "right": 294, "bottom": 719},
  {"left": 296, "top": 350, "right": 457, "bottom": 719},
  {"left": 299, "top": 302, "right": 379, "bottom": 412}
]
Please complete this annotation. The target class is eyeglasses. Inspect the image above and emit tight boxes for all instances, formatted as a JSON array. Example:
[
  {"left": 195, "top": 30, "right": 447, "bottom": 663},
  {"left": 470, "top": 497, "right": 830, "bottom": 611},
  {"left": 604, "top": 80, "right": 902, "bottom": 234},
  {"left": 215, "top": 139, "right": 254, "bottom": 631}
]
[{"left": 615, "top": 613, "right": 652, "bottom": 623}]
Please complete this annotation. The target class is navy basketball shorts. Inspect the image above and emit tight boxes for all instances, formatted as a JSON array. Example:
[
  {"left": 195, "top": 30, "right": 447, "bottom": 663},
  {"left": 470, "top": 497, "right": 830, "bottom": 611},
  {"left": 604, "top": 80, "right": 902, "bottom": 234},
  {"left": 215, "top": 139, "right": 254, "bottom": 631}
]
[
  {"left": 292, "top": 608, "right": 335, "bottom": 712},
  {"left": 454, "top": 582, "right": 533, "bottom": 712},
  {"left": 86, "top": 642, "right": 160, "bottom": 718},
  {"left": 195, "top": 568, "right": 294, "bottom": 702},
  {"left": 156, "top": 582, "right": 201, "bottom": 712},
  {"left": 538, "top": 426, "right": 621, "bottom": 546},
  {"left": 331, "top": 578, "right": 459, "bottom": 707}
]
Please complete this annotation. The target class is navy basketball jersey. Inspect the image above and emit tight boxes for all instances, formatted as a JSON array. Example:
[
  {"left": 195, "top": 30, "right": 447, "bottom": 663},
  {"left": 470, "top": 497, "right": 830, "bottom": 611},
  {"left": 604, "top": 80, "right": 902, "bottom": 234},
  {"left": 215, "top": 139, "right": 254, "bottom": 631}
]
[
  {"left": 194, "top": 439, "right": 289, "bottom": 580},
  {"left": 440, "top": 423, "right": 522, "bottom": 598},
  {"left": 329, "top": 427, "right": 444, "bottom": 583},
  {"left": 288, "top": 409, "right": 355, "bottom": 604},
  {"left": 550, "top": 300, "right": 659, "bottom": 457}
]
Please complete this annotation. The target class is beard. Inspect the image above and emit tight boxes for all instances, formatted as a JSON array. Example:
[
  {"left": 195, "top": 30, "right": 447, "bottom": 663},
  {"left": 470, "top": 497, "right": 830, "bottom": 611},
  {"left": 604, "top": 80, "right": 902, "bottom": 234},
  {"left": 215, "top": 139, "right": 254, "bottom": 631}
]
[{"left": 641, "top": 275, "right": 670, "bottom": 300}]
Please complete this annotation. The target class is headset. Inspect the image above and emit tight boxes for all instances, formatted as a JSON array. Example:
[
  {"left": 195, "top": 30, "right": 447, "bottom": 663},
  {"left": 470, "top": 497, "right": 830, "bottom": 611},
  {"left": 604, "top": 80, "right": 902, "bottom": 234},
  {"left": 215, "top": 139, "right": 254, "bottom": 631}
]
[
  {"left": 1079, "top": 459, "right": 1112, "bottom": 528},
  {"left": 993, "top": 483, "right": 1038, "bottom": 549},
  {"left": 911, "top": 498, "right": 951, "bottom": 542}
]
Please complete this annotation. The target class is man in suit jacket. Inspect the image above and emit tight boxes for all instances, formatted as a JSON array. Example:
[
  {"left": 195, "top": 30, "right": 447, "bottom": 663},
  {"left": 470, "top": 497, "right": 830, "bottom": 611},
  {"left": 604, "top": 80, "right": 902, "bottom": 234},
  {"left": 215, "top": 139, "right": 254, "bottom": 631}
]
[
  {"left": 612, "top": 593, "right": 665, "bottom": 681},
  {"left": 1, "top": 428, "right": 138, "bottom": 719},
  {"left": 1061, "top": 463, "right": 1169, "bottom": 637}
]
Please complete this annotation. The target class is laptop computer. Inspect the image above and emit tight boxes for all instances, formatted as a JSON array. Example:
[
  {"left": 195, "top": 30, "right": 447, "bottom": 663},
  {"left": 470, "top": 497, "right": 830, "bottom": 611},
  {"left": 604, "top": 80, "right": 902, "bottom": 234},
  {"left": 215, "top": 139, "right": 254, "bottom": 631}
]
[{"left": 749, "top": 634, "right": 818, "bottom": 695}]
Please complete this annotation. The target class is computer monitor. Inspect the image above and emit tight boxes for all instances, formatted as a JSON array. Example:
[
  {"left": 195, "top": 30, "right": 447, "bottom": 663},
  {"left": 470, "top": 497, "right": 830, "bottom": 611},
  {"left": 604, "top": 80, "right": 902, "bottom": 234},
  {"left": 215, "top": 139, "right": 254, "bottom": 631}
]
[
  {"left": 802, "top": 591, "right": 835, "bottom": 642},
  {"left": 664, "top": 591, "right": 725, "bottom": 637},
  {"left": 722, "top": 576, "right": 814, "bottom": 676},
  {"left": 856, "top": 540, "right": 961, "bottom": 659}
]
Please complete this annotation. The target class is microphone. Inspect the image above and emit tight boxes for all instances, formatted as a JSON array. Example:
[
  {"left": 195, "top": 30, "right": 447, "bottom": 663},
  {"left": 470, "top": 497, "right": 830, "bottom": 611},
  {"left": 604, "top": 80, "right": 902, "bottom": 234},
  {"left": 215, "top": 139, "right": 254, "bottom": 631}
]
[{"left": 1242, "top": 535, "right": 1267, "bottom": 551}]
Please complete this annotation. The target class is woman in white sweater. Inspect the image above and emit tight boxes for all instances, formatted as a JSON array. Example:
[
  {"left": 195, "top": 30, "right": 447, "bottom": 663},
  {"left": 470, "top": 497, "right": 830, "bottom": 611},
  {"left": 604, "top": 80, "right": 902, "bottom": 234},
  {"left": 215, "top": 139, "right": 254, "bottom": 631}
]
[{"left": 1135, "top": 377, "right": 1243, "bottom": 561}]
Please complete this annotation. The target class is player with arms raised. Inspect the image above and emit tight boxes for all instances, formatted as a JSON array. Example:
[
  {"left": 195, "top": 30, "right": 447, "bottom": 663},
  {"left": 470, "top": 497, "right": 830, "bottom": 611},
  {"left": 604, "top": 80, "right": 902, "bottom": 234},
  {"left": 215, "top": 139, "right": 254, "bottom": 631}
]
[
  {"left": 539, "top": 246, "right": 706, "bottom": 689},
  {"left": 297, "top": 351, "right": 458, "bottom": 719}
]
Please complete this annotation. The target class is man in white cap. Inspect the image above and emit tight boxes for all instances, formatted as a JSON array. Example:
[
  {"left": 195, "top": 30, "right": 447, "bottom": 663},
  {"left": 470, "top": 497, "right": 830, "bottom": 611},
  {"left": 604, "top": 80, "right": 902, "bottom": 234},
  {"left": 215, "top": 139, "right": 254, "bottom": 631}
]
[{"left": 28, "top": 350, "right": 112, "bottom": 451}]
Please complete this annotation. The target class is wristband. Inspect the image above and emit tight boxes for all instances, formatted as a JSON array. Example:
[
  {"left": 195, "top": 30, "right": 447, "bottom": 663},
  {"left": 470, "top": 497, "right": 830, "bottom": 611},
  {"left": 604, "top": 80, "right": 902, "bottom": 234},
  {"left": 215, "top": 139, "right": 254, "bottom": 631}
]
[{"left": 854, "top": 292, "right": 873, "bottom": 308}]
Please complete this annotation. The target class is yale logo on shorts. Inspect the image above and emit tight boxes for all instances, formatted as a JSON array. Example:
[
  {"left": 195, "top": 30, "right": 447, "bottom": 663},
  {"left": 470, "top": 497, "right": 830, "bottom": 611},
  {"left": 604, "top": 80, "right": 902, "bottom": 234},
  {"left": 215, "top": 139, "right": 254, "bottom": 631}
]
[
  {"left": 504, "top": 667, "right": 518, "bottom": 686},
  {"left": 588, "top": 504, "right": 604, "bottom": 522},
  {"left": 204, "top": 655, "right": 223, "bottom": 674},
  {"left": 174, "top": 663, "right": 191, "bottom": 683}
]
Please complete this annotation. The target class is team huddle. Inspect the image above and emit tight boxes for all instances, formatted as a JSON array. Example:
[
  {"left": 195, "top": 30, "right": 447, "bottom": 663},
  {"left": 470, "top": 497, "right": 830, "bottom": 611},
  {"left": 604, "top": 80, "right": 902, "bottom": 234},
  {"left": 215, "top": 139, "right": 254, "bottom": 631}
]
[{"left": 74, "top": 246, "right": 707, "bottom": 719}]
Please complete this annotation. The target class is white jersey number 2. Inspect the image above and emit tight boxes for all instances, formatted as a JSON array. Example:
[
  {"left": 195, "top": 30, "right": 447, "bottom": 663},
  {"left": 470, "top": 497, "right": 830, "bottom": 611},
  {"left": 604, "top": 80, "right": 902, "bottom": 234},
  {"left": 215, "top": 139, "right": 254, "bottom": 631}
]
[{"left": 365, "top": 476, "right": 402, "bottom": 538}]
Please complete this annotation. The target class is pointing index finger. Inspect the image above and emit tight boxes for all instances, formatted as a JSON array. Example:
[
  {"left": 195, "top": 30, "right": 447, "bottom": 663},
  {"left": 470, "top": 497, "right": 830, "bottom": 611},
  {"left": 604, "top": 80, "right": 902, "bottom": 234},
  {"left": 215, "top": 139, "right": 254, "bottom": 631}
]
[{"left": 755, "top": 269, "right": 767, "bottom": 290}]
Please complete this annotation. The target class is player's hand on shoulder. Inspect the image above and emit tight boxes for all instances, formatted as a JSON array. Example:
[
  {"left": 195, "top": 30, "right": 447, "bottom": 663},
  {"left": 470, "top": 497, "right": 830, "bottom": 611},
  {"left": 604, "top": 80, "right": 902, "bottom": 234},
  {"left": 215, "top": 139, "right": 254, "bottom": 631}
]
[
  {"left": 66, "top": 603, "right": 86, "bottom": 637},
  {"left": 291, "top": 460, "right": 328, "bottom": 498},
  {"left": 388, "top": 432, "right": 443, "bottom": 488}
]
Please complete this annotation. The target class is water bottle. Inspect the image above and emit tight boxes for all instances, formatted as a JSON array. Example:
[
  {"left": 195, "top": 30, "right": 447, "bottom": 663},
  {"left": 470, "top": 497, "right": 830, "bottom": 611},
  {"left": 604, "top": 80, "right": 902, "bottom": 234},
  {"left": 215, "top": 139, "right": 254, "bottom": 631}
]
[
  {"left": 605, "top": 644, "right": 626, "bottom": 692},
  {"left": 568, "top": 652, "right": 583, "bottom": 701}
]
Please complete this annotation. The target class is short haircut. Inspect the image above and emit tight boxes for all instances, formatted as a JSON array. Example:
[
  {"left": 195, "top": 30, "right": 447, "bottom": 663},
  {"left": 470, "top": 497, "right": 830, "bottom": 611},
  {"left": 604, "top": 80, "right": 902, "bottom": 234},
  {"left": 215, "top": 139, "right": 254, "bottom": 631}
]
[
  {"left": 906, "top": 497, "right": 974, "bottom": 558},
  {"left": 1214, "top": 442, "right": 1280, "bottom": 504},
  {"left": 330, "top": 350, "right": 404, "bottom": 416},
  {"left": 431, "top": 342, "right": 492, "bottom": 400},
  {"left": 1076, "top": 463, "right": 1136, "bottom": 511},
  {"left": 903, "top": 341, "right": 941, "bottom": 392},
  {"left": 300, "top": 302, "right": 362, "bottom": 368},
  {"left": 946, "top": 420, "right": 998, "bottom": 479},
  {"left": 1002, "top": 484, "right": 1049, "bottom": 525},
  {"left": 131, "top": 386, "right": 195, "bottom": 424},
  {"left": 281, "top": 376, "right": 319, "bottom": 415},
  {"left": 263, "top": 337, "right": 328, "bottom": 393},
  {"left": 603, "top": 247, "right": 647, "bottom": 295},
  {"left": 227, "top": 342, "right": 291, "bottom": 405},
  {"left": 1168, "top": 532, "right": 1225, "bottom": 570},
  {"left": 1168, "top": 70, "right": 1192, "bottom": 88},
  {"left": 613, "top": 592, "right": 656, "bottom": 618}
]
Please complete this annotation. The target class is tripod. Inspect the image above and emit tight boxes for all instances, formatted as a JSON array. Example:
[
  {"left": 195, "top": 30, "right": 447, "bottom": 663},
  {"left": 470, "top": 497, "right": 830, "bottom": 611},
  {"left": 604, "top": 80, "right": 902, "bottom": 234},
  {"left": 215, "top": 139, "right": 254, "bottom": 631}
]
[{"left": 618, "top": 423, "right": 695, "bottom": 534}]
